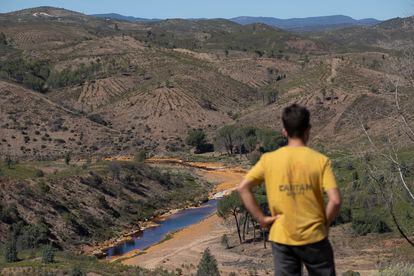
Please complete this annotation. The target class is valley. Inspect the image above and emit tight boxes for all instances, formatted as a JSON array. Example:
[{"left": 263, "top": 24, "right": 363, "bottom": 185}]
[{"left": 0, "top": 5, "right": 413, "bottom": 276}]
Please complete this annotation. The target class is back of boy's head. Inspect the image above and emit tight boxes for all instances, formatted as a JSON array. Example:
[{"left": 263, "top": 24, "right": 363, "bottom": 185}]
[{"left": 282, "top": 104, "right": 310, "bottom": 139}]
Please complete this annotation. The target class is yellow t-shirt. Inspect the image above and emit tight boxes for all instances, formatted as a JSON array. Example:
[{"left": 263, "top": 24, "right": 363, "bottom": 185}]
[{"left": 245, "top": 146, "right": 337, "bottom": 246}]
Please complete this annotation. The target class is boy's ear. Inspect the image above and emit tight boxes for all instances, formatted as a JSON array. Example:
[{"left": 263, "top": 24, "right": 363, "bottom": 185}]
[{"left": 282, "top": 128, "right": 288, "bottom": 138}]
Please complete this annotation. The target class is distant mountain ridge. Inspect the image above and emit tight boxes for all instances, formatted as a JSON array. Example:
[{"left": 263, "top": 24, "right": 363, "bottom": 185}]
[
  {"left": 230, "top": 15, "right": 381, "bottom": 32},
  {"left": 90, "top": 13, "right": 381, "bottom": 31},
  {"left": 91, "top": 13, "right": 160, "bottom": 22}
]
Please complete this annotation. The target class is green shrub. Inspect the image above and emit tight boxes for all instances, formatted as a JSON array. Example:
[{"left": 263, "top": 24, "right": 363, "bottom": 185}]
[
  {"left": 42, "top": 243, "right": 55, "bottom": 263},
  {"left": 88, "top": 114, "right": 108, "bottom": 126},
  {"left": 196, "top": 248, "right": 220, "bottom": 276},
  {"left": 186, "top": 129, "right": 207, "bottom": 148},
  {"left": 35, "top": 169, "right": 44, "bottom": 177},
  {"left": 221, "top": 234, "right": 230, "bottom": 249},
  {"left": 342, "top": 270, "right": 360, "bottom": 276},
  {"left": 70, "top": 267, "right": 86, "bottom": 276},
  {"left": 0, "top": 55, "right": 50, "bottom": 92},
  {"left": 0, "top": 32, "right": 6, "bottom": 45},
  {"left": 65, "top": 152, "right": 72, "bottom": 165},
  {"left": 47, "top": 62, "right": 102, "bottom": 88},
  {"left": 186, "top": 129, "right": 213, "bottom": 154},
  {"left": 333, "top": 206, "right": 352, "bottom": 225},
  {"left": 37, "top": 180, "right": 50, "bottom": 194},
  {"left": 352, "top": 213, "right": 391, "bottom": 235},
  {"left": 20, "top": 223, "right": 50, "bottom": 249},
  {"left": 216, "top": 125, "right": 284, "bottom": 156},
  {"left": 0, "top": 204, "right": 21, "bottom": 224},
  {"left": 4, "top": 236, "right": 18, "bottom": 262},
  {"left": 134, "top": 150, "right": 147, "bottom": 163}
]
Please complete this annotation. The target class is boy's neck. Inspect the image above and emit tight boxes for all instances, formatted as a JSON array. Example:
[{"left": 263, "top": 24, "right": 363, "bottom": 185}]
[{"left": 287, "top": 137, "right": 307, "bottom": 147}]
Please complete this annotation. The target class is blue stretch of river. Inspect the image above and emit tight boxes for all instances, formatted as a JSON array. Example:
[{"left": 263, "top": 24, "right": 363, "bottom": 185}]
[{"left": 105, "top": 199, "right": 218, "bottom": 257}]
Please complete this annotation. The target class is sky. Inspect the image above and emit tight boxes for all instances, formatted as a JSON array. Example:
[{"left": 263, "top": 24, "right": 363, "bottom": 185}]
[{"left": 0, "top": 0, "right": 412, "bottom": 20}]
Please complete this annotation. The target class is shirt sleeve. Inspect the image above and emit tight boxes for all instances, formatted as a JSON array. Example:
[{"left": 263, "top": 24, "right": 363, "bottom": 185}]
[
  {"left": 244, "top": 155, "right": 265, "bottom": 183},
  {"left": 322, "top": 158, "right": 337, "bottom": 191}
]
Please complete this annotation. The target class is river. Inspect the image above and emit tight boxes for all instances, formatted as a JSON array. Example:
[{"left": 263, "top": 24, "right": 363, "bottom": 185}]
[
  {"left": 105, "top": 199, "right": 218, "bottom": 257},
  {"left": 95, "top": 157, "right": 244, "bottom": 262}
]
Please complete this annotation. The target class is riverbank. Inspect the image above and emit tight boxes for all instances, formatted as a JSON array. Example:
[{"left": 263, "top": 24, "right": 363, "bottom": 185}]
[
  {"left": 82, "top": 157, "right": 245, "bottom": 259},
  {"left": 122, "top": 160, "right": 246, "bottom": 274}
]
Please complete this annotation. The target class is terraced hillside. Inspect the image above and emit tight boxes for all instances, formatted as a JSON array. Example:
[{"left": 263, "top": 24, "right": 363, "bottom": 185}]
[
  {"left": 0, "top": 6, "right": 413, "bottom": 158},
  {"left": 0, "top": 81, "right": 120, "bottom": 159},
  {"left": 237, "top": 51, "right": 413, "bottom": 147}
]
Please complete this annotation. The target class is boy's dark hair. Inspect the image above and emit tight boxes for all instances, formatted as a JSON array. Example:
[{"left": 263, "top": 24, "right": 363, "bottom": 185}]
[{"left": 282, "top": 104, "right": 311, "bottom": 138}]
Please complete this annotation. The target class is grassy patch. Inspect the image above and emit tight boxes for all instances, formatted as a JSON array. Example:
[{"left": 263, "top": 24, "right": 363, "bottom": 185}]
[
  {"left": 380, "top": 263, "right": 414, "bottom": 276},
  {"left": 0, "top": 248, "right": 175, "bottom": 275},
  {"left": 0, "top": 163, "right": 37, "bottom": 179}
]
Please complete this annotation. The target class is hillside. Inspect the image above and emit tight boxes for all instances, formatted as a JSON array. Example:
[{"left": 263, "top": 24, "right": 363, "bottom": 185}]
[
  {"left": 231, "top": 15, "right": 381, "bottom": 32},
  {"left": 0, "top": 6, "right": 319, "bottom": 158},
  {"left": 0, "top": 7, "right": 413, "bottom": 157},
  {"left": 310, "top": 16, "right": 414, "bottom": 51},
  {"left": 0, "top": 81, "right": 121, "bottom": 159},
  {"left": 0, "top": 158, "right": 210, "bottom": 250}
]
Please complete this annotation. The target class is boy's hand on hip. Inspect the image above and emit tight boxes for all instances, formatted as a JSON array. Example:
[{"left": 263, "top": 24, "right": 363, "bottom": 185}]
[{"left": 259, "top": 215, "right": 280, "bottom": 229}]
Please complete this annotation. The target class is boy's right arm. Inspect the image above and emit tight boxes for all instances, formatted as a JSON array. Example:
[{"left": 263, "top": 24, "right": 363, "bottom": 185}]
[
  {"left": 322, "top": 158, "right": 341, "bottom": 229},
  {"left": 325, "top": 188, "right": 341, "bottom": 228}
]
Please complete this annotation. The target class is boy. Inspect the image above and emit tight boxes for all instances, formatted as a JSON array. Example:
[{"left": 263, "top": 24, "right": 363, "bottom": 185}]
[{"left": 237, "top": 104, "right": 341, "bottom": 276}]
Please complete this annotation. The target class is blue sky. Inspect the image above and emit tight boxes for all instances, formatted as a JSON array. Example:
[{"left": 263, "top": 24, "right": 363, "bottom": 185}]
[{"left": 0, "top": 0, "right": 412, "bottom": 20}]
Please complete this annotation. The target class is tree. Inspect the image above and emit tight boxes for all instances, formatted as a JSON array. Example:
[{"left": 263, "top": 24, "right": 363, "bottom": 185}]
[
  {"left": 244, "top": 135, "right": 258, "bottom": 154},
  {"left": 42, "top": 243, "right": 55, "bottom": 263},
  {"left": 4, "top": 236, "right": 18, "bottom": 263},
  {"left": 221, "top": 234, "right": 229, "bottom": 249},
  {"left": 70, "top": 267, "right": 86, "bottom": 276},
  {"left": 108, "top": 162, "right": 121, "bottom": 180},
  {"left": 186, "top": 129, "right": 207, "bottom": 152},
  {"left": 233, "top": 128, "right": 246, "bottom": 157},
  {"left": 0, "top": 32, "right": 6, "bottom": 45},
  {"left": 266, "top": 90, "right": 278, "bottom": 105},
  {"left": 217, "top": 192, "right": 243, "bottom": 243},
  {"left": 65, "top": 152, "right": 71, "bottom": 165},
  {"left": 20, "top": 223, "right": 49, "bottom": 249},
  {"left": 196, "top": 248, "right": 220, "bottom": 276},
  {"left": 216, "top": 125, "right": 236, "bottom": 155},
  {"left": 256, "top": 128, "right": 285, "bottom": 153},
  {"left": 5, "top": 155, "right": 12, "bottom": 169},
  {"left": 134, "top": 150, "right": 147, "bottom": 163}
]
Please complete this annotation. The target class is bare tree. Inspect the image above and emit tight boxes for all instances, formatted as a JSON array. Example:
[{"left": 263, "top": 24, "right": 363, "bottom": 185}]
[{"left": 356, "top": 48, "right": 414, "bottom": 246}]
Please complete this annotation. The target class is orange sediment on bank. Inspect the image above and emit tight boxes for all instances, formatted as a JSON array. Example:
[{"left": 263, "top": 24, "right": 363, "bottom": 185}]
[
  {"left": 122, "top": 160, "right": 245, "bottom": 270},
  {"left": 123, "top": 214, "right": 224, "bottom": 269}
]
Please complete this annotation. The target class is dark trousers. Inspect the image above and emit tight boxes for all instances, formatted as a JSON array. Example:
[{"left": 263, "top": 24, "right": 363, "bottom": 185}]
[{"left": 271, "top": 239, "right": 336, "bottom": 276}]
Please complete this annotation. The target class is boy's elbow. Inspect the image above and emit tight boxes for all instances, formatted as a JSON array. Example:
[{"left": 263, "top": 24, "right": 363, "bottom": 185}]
[
  {"left": 237, "top": 180, "right": 250, "bottom": 194},
  {"left": 327, "top": 188, "right": 342, "bottom": 207},
  {"left": 331, "top": 197, "right": 342, "bottom": 207},
  {"left": 236, "top": 183, "right": 245, "bottom": 194}
]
